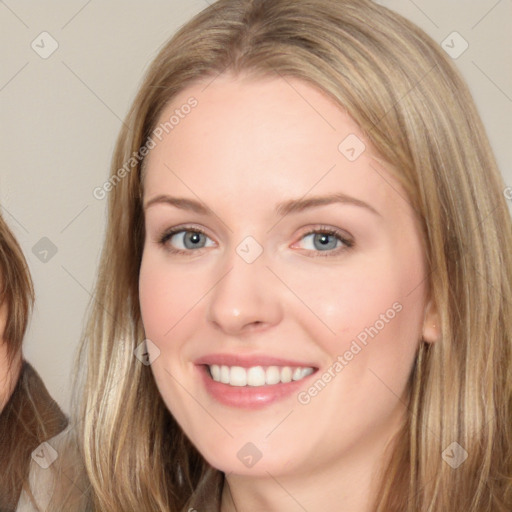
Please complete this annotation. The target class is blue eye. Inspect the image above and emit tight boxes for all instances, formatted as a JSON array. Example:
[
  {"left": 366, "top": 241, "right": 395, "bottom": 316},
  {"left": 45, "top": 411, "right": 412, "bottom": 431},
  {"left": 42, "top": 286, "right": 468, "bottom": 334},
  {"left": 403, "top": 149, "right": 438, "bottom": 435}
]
[
  {"left": 296, "top": 228, "right": 353, "bottom": 257},
  {"left": 158, "top": 225, "right": 353, "bottom": 257},
  {"left": 159, "top": 227, "right": 214, "bottom": 254}
]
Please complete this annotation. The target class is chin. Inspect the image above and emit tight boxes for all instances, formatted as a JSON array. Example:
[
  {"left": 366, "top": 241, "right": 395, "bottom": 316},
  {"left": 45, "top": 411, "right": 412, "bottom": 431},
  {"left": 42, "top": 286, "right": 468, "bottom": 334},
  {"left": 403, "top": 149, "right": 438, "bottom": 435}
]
[{"left": 194, "top": 437, "right": 300, "bottom": 477}]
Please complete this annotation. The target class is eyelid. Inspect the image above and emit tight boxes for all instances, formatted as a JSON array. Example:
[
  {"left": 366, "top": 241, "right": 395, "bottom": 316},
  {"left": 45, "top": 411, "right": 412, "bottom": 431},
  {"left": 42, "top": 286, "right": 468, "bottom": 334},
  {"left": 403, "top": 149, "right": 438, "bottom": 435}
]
[
  {"left": 159, "top": 223, "right": 211, "bottom": 240},
  {"left": 158, "top": 224, "right": 215, "bottom": 248},
  {"left": 157, "top": 224, "right": 354, "bottom": 257},
  {"left": 295, "top": 224, "right": 353, "bottom": 244},
  {"left": 291, "top": 225, "right": 354, "bottom": 257}
]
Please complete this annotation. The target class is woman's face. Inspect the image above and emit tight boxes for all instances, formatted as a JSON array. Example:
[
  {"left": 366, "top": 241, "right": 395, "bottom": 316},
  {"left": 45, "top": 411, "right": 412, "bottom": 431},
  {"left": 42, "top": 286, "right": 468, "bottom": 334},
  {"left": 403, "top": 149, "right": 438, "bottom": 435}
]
[{"left": 139, "top": 74, "right": 438, "bottom": 477}]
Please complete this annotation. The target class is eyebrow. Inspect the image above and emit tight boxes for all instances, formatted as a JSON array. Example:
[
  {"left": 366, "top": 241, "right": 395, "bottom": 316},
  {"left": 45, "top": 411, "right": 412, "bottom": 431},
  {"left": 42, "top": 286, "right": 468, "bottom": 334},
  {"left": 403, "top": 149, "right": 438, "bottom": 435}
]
[{"left": 143, "top": 192, "right": 381, "bottom": 217}]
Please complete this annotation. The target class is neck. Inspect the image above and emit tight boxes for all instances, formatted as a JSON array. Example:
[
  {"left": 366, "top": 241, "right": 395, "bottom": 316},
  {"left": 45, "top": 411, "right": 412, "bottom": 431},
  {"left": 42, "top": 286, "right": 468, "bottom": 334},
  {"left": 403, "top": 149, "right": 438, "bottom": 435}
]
[{"left": 0, "top": 344, "right": 22, "bottom": 411}]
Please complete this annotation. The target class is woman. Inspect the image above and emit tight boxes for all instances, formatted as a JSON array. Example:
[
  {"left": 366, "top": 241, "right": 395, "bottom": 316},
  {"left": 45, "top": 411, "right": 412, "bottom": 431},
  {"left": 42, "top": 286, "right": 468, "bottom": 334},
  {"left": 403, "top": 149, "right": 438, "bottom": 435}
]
[
  {"left": 18, "top": 0, "right": 512, "bottom": 510},
  {"left": 0, "top": 213, "right": 68, "bottom": 511}
]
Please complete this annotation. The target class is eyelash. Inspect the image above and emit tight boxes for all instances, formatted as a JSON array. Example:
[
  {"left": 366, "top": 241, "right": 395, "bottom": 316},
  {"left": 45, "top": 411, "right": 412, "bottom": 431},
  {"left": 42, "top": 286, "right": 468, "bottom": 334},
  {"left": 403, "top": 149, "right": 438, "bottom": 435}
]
[{"left": 157, "top": 224, "right": 354, "bottom": 258}]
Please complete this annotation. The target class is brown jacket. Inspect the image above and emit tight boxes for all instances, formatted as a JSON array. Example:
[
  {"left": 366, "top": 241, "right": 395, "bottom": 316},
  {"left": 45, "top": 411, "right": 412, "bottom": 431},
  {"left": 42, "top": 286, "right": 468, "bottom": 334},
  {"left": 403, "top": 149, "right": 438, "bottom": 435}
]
[{"left": 0, "top": 361, "right": 68, "bottom": 511}]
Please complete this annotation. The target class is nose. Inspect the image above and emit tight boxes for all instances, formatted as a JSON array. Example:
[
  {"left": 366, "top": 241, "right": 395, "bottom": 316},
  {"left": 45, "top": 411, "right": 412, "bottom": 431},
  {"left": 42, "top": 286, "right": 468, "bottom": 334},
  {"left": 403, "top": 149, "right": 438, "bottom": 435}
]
[{"left": 206, "top": 245, "right": 284, "bottom": 336}]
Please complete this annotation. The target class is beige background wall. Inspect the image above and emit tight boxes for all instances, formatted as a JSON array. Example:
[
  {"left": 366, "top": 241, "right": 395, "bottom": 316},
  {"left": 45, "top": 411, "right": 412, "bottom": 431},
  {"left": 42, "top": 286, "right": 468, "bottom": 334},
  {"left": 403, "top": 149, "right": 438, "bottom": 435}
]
[{"left": 1, "top": 0, "right": 511, "bottom": 413}]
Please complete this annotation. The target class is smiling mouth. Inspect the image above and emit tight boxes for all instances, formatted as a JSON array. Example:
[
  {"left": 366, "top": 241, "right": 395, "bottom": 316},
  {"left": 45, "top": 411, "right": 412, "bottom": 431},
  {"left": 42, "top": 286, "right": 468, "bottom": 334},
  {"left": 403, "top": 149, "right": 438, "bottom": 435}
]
[{"left": 206, "top": 364, "right": 315, "bottom": 387}]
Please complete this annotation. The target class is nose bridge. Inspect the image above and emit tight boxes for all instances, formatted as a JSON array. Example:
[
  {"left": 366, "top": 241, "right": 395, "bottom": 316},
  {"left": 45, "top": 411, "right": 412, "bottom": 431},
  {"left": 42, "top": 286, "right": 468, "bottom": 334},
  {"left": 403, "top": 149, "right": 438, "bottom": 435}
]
[{"left": 206, "top": 237, "right": 283, "bottom": 334}]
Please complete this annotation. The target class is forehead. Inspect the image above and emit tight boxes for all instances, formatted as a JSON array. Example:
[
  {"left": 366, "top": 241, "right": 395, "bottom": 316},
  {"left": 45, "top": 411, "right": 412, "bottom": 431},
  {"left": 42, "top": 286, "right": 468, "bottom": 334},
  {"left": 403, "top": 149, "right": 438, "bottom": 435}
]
[{"left": 142, "top": 74, "right": 410, "bottom": 220}]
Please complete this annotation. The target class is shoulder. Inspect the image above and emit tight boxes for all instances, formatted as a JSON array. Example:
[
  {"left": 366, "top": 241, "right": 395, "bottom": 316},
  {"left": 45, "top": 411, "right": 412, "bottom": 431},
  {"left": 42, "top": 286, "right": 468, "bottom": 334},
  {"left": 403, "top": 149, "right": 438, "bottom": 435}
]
[
  {"left": 16, "top": 426, "right": 89, "bottom": 512},
  {"left": 0, "top": 361, "right": 69, "bottom": 510},
  {"left": 13, "top": 361, "right": 69, "bottom": 437},
  {"left": 15, "top": 445, "right": 57, "bottom": 511}
]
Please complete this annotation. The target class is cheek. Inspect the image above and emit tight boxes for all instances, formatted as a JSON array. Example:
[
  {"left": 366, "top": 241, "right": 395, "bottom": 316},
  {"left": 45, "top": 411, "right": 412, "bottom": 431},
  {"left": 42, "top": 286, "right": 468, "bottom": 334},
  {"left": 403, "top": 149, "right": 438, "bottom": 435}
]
[
  {"left": 286, "top": 254, "right": 425, "bottom": 346},
  {"left": 138, "top": 252, "right": 196, "bottom": 412},
  {"left": 286, "top": 252, "right": 427, "bottom": 406},
  {"left": 139, "top": 257, "right": 171, "bottom": 340},
  {"left": 139, "top": 251, "right": 202, "bottom": 341},
  {"left": 288, "top": 260, "right": 425, "bottom": 443}
]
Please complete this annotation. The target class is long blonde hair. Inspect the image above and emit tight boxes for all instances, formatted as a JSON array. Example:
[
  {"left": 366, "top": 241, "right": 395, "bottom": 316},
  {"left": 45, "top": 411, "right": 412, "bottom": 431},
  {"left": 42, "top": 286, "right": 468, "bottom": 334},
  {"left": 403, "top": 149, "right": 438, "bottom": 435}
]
[{"left": 44, "top": 0, "right": 512, "bottom": 510}]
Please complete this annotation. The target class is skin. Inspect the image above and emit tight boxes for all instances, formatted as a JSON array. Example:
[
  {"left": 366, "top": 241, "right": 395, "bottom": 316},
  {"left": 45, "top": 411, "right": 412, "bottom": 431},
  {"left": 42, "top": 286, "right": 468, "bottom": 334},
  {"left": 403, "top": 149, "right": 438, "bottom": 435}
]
[
  {"left": 139, "top": 73, "right": 439, "bottom": 511},
  {"left": 0, "top": 300, "right": 22, "bottom": 412}
]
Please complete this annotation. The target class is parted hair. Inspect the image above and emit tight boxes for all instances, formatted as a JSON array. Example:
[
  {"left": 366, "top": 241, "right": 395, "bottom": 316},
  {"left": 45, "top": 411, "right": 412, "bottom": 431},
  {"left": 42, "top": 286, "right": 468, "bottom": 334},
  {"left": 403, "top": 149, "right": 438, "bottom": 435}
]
[{"left": 37, "top": 0, "right": 512, "bottom": 510}]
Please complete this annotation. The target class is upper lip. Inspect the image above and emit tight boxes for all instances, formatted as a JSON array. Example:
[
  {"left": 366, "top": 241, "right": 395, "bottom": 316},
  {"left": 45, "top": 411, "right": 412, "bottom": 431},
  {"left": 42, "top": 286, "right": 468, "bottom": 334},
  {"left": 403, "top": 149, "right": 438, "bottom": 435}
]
[{"left": 194, "top": 353, "right": 319, "bottom": 368}]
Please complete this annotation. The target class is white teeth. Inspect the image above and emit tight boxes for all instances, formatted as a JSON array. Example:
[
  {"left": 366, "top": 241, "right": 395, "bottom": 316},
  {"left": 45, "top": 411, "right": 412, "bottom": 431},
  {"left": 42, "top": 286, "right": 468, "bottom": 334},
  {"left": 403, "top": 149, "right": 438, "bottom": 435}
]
[
  {"left": 266, "top": 366, "right": 281, "bottom": 385},
  {"left": 220, "top": 365, "right": 230, "bottom": 384},
  {"left": 229, "top": 366, "right": 247, "bottom": 386},
  {"left": 292, "top": 367, "right": 303, "bottom": 381},
  {"left": 280, "top": 366, "right": 292, "bottom": 383},
  {"left": 301, "top": 367, "right": 314, "bottom": 378},
  {"left": 210, "top": 364, "right": 221, "bottom": 381},
  {"left": 208, "top": 364, "right": 315, "bottom": 387},
  {"left": 247, "top": 366, "right": 266, "bottom": 386}
]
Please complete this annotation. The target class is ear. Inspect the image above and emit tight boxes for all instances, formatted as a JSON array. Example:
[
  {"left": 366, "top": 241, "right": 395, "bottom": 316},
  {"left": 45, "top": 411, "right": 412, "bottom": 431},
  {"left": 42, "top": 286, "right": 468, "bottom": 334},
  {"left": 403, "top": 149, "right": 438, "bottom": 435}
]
[{"left": 422, "top": 299, "right": 440, "bottom": 343}]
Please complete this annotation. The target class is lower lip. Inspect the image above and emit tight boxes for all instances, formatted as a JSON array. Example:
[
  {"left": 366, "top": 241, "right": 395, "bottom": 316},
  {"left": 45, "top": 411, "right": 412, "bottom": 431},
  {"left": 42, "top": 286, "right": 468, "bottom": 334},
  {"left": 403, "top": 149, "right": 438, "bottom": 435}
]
[{"left": 197, "top": 365, "right": 316, "bottom": 409}]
